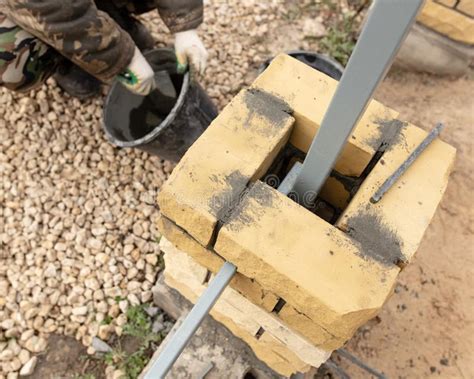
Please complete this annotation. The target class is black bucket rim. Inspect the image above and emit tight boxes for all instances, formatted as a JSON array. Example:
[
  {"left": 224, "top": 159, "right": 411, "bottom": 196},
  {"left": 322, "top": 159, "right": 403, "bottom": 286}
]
[
  {"left": 102, "top": 48, "right": 190, "bottom": 148},
  {"left": 259, "top": 50, "right": 344, "bottom": 79}
]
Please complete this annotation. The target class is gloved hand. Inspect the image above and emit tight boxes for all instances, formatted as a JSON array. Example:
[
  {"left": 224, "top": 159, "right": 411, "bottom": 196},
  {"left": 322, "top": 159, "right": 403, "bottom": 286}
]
[
  {"left": 117, "top": 47, "right": 155, "bottom": 96},
  {"left": 174, "top": 29, "right": 208, "bottom": 75}
]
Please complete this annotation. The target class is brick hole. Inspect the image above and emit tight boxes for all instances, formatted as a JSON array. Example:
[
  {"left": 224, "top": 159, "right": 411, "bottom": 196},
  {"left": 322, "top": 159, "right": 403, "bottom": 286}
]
[
  {"left": 254, "top": 327, "right": 265, "bottom": 340},
  {"left": 203, "top": 270, "right": 212, "bottom": 284},
  {"left": 261, "top": 131, "right": 396, "bottom": 225},
  {"left": 243, "top": 369, "right": 259, "bottom": 379},
  {"left": 271, "top": 298, "right": 286, "bottom": 314},
  {"left": 261, "top": 143, "right": 349, "bottom": 224}
]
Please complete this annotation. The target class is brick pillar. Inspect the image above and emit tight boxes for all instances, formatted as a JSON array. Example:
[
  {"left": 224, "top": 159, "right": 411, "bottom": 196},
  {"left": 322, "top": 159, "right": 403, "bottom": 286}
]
[{"left": 156, "top": 54, "right": 456, "bottom": 376}]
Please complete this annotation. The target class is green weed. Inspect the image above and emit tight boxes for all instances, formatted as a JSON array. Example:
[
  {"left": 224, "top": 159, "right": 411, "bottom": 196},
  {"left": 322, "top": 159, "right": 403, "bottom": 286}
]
[
  {"left": 101, "top": 315, "right": 113, "bottom": 325},
  {"left": 103, "top": 304, "right": 164, "bottom": 379},
  {"left": 319, "top": 14, "right": 356, "bottom": 66},
  {"left": 73, "top": 375, "right": 96, "bottom": 379}
]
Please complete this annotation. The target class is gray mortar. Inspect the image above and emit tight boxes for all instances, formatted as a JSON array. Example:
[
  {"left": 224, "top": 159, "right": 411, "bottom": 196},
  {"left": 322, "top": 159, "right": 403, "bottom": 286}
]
[
  {"left": 242, "top": 89, "right": 293, "bottom": 137},
  {"left": 208, "top": 170, "right": 249, "bottom": 223},
  {"left": 366, "top": 119, "right": 406, "bottom": 151},
  {"left": 345, "top": 211, "right": 406, "bottom": 267},
  {"left": 225, "top": 181, "right": 277, "bottom": 232},
  {"left": 207, "top": 90, "right": 292, "bottom": 228}
]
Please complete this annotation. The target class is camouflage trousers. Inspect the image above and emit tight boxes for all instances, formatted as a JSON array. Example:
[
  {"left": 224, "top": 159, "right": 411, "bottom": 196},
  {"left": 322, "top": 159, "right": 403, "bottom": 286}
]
[{"left": 0, "top": 13, "right": 60, "bottom": 92}]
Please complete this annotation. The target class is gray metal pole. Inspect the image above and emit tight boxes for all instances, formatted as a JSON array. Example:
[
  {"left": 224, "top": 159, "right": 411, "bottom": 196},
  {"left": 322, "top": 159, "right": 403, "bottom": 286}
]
[
  {"left": 292, "top": 0, "right": 425, "bottom": 203},
  {"left": 144, "top": 262, "right": 237, "bottom": 379}
]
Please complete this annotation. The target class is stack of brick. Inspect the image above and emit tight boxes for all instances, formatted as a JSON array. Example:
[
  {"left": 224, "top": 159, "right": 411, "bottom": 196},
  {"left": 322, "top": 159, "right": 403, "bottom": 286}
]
[
  {"left": 156, "top": 54, "right": 456, "bottom": 376},
  {"left": 396, "top": 0, "right": 474, "bottom": 76}
]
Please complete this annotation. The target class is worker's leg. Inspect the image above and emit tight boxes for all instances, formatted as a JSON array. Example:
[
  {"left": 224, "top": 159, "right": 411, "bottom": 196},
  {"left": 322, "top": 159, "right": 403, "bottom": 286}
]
[
  {"left": 53, "top": 0, "right": 157, "bottom": 99},
  {"left": 95, "top": 1, "right": 155, "bottom": 52},
  {"left": 0, "top": 13, "right": 59, "bottom": 92}
]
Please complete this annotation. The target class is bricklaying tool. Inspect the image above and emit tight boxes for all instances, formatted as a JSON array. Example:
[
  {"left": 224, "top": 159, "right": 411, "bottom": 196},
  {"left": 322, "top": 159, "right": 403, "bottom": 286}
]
[
  {"left": 144, "top": 1, "right": 424, "bottom": 377},
  {"left": 371, "top": 122, "right": 445, "bottom": 203}
]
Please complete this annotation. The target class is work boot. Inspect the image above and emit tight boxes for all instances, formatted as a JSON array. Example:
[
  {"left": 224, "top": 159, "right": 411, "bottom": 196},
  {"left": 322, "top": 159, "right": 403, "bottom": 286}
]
[{"left": 54, "top": 62, "right": 101, "bottom": 100}]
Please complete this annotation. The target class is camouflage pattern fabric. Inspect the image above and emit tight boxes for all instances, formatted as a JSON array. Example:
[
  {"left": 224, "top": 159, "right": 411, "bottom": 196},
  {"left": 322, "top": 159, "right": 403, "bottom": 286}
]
[
  {"left": 0, "top": 0, "right": 203, "bottom": 85},
  {"left": 121, "top": 0, "right": 204, "bottom": 33},
  {"left": 0, "top": 13, "right": 59, "bottom": 92}
]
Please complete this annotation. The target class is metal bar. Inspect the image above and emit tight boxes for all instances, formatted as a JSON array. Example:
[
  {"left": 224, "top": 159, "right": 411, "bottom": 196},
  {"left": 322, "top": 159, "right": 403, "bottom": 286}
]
[
  {"left": 144, "top": 262, "right": 237, "bottom": 379},
  {"left": 337, "top": 349, "right": 387, "bottom": 379},
  {"left": 277, "top": 161, "right": 303, "bottom": 196},
  {"left": 196, "top": 362, "right": 214, "bottom": 379},
  {"left": 371, "top": 122, "right": 444, "bottom": 203},
  {"left": 292, "top": 0, "right": 424, "bottom": 204},
  {"left": 324, "top": 360, "right": 351, "bottom": 379}
]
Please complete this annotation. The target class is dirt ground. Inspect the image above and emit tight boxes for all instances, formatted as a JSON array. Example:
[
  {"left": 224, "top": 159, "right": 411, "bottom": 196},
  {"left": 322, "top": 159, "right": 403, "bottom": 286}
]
[{"left": 337, "top": 70, "right": 474, "bottom": 378}]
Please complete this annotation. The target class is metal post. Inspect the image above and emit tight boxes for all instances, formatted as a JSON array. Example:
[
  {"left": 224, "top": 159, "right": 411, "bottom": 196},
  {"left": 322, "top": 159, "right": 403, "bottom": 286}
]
[
  {"left": 292, "top": 0, "right": 425, "bottom": 203},
  {"left": 144, "top": 262, "right": 237, "bottom": 379}
]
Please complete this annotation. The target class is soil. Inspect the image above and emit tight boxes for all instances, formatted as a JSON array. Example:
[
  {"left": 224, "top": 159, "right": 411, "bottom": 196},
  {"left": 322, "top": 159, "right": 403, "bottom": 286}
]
[
  {"left": 336, "top": 69, "right": 474, "bottom": 378},
  {"left": 31, "top": 334, "right": 106, "bottom": 379}
]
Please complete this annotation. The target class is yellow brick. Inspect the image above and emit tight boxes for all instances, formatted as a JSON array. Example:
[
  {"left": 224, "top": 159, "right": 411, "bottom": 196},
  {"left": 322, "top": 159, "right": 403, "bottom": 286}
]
[
  {"left": 158, "top": 88, "right": 295, "bottom": 246},
  {"left": 278, "top": 306, "right": 344, "bottom": 352},
  {"left": 158, "top": 217, "right": 279, "bottom": 312},
  {"left": 164, "top": 274, "right": 309, "bottom": 376},
  {"left": 436, "top": 0, "right": 457, "bottom": 6},
  {"left": 319, "top": 176, "right": 351, "bottom": 210},
  {"left": 418, "top": 0, "right": 474, "bottom": 44},
  {"left": 162, "top": 244, "right": 330, "bottom": 375},
  {"left": 159, "top": 222, "right": 344, "bottom": 349},
  {"left": 215, "top": 181, "right": 400, "bottom": 339},
  {"left": 337, "top": 123, "right": 456, "bottom": 266},
  {"left": 458, "top": 0, "right": 474, "bottom": 17},
  {"left": 251, "top": 54, "right": 399, "bottom": 176}
]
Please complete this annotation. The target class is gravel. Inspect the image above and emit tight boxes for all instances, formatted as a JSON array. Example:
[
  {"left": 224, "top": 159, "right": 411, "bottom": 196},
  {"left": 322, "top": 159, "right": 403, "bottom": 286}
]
[{"left": 0, "top": 1, "right": 343, "bottom": 377}]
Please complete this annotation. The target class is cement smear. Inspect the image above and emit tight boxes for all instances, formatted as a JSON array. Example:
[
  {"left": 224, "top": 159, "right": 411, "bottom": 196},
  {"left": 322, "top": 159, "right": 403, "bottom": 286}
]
[{"left": 346, "top": 211, "right": 406, "bottom": 267}]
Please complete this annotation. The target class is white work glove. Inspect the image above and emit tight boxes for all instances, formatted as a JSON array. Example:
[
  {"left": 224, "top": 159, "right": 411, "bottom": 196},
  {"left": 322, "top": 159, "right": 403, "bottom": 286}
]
[
  {"left": 174, "top": 29, "right": 208, "bottom": 75},
  {"left": 117, "top": 47, "right": 156, "bottom": 96}
]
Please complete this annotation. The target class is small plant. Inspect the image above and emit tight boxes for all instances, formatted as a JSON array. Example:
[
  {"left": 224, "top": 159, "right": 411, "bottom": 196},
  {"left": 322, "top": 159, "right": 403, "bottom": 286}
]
[
  {"left": 101, "top": 315, "right": 113, "bottom": 325},
  {"left": 104, "top": 349, "right": 126, "bottom": 366},
  {"left": 319, "top": 14, "right": 356, "bottom": 66},
  {"left": 103, "top": 304, "right": 164, "bottom": 379},
  {"left": 122, "top": 347, "right": 150, "bottom": 379},
  {"left": 123, "top": 305, "right": 151, "bottom": 339},
  {"left": 73, "top": 374, "right": 96, "bottom": 379},
  {"left": 156, "top": 253, "right": 165, "bottom": 272},
  {"left": 114, "top": 295, "right": 126, "bottom": 303},
  {"left": 318, "top": 0, "right": 371, "bottom": 66}
]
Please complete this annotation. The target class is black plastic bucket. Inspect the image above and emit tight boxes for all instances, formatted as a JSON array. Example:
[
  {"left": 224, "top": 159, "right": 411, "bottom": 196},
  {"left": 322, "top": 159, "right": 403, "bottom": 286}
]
[
  {"left": 103, "top": 48, "right": 218, "bottom": 162},
  {"left": 259, "top": 50, "right": 344, "bottom": 80}
]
